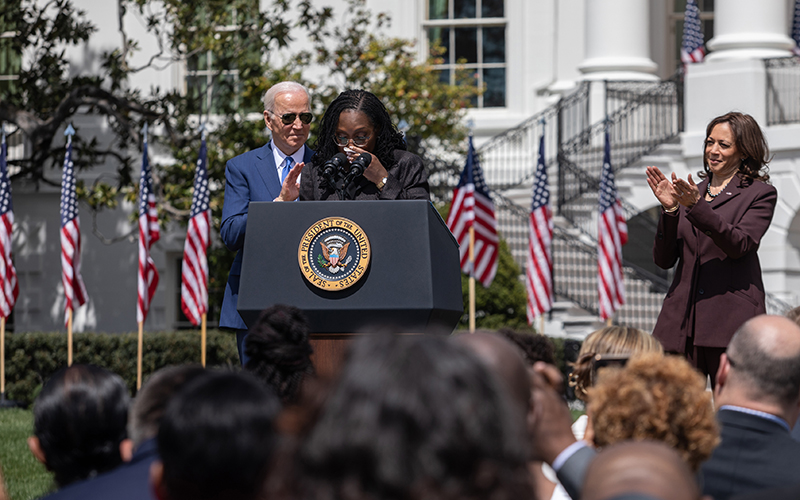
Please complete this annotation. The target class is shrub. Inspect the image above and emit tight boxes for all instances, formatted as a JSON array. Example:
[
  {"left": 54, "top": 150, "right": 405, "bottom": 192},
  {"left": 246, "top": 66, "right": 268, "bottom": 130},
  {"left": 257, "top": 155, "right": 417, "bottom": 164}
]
[{"left": 3, "top": 330, "right": 238, "bottom": 406}]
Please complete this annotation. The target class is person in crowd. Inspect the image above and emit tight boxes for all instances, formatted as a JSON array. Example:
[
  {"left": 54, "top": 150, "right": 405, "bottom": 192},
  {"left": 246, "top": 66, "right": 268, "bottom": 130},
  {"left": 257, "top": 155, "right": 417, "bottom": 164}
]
[
  {"left": 150, "top": 371, "right": 281, "bottom": 500},
  {"left": 581, "top": 441, "right": 704, "bottom": 500},
  {"left": 646, "top": 111, "right": 777, "bottom": 383},
  {"left": 298, "top": 334, "right": 532, "bottom": 500},
  {"left": 244, "top": 304, "right": 314, "bottom": 405},
  {"left": 700, "top": 314, "right": 800, "bottom": 500},
  {"left": 27, "top": 364, "right": 130, "bottom": 489},
  {"left": 498, "top": 328, "right": 556, "bottom": 366},
  {"left": 585, "top": 353, "right": 718, "bottom": 472},
  {"left": 299, "top": 89, "right": 430, "bottom": 201},
  {"left": 456, "top": 331, "right": 532, "bottom": 419},
  {"left": 569, "top": 326, "right": 663, "bottom": 439},
  {"left": 219, "top": 81, "right": 315, "bottom": 364},
  {"left": 787, "top": 305, "right": 800, "bottom": 442},
  {"left": 39, "top": 365, "right": 207, "bottom": 500}
]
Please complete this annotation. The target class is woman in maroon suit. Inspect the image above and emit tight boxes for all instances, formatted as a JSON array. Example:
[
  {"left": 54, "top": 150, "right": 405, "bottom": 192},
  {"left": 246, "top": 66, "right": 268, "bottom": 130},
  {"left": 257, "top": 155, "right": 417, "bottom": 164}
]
[{"left": 645, "top": 112, "right": 777, "bottom": 383}]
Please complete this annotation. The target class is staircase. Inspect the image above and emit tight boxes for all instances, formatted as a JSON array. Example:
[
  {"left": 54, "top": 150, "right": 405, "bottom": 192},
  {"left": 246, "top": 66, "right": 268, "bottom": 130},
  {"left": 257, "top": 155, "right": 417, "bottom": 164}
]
[{"left": 479, "top": 76, "right": 684, "bottom": 334}]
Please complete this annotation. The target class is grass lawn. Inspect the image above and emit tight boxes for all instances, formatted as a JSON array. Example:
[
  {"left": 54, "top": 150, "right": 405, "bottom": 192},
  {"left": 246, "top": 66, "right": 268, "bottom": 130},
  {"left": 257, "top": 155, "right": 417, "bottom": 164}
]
[{"left": 0, "top": 409, "right": 53, "bottom": 500}]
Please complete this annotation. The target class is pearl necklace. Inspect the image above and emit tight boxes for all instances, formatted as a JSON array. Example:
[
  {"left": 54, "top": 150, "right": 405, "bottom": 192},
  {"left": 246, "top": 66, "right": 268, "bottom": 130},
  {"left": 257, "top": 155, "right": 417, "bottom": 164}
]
[{"left": 707, "top": 177, "right": 733, "bottom": 199}]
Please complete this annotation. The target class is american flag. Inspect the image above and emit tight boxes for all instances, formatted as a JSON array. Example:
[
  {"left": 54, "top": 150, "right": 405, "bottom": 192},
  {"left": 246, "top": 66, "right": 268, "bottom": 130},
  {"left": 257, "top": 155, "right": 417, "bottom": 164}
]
[
  {"left": 597, "top": 131, "right": 627, "bottom": 321},
  {"left": 137, "top": 127, "right": 160, "bottom": 323},
  {"left": 681, "top": 0, "right": 705, "bottom": 64},
  {"left": 526, "top": 132, "right": 553, "bottom": 324},
  {"left": 0, "top": 131, "right": 18, "bottom": 319},
  {"left": 180, "top": 135, "right": 210, "bottom": 326},
  {"left": 446, "top": 136, "right": 498, "bottom": 288},
  {"left": 792, "top": 0, "right": 800, "bottom": 57},
  {"left": 60, "top": 130, "right": 88, "bottom": 325}
]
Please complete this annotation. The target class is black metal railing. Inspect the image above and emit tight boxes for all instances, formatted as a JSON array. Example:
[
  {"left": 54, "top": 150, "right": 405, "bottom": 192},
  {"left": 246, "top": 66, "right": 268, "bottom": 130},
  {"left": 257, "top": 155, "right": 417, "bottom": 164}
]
[{"left": 765, "top": 57, "right": 800, "bottom": 125}]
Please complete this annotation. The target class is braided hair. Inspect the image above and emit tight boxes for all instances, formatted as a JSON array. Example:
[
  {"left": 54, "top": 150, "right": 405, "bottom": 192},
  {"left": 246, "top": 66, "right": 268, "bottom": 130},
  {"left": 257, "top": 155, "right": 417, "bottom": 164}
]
[
  {"left": 244, "top": 305, "right": 314, "bottom": 404},
  {"left": 311, "top": 89, "right": 406, "bottom": 169}
]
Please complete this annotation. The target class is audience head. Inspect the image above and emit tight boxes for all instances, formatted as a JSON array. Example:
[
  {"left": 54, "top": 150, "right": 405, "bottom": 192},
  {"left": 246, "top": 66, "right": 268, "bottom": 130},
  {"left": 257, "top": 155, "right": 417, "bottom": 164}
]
[
  {"left": 28, "top": 364, "right": 130, "bottom": 488},
  {"left": 457, "top": 331, "right": 532, "bottom": 416},
  {"left": 128, "top": 365, "right": 207, "bottom": 448},
  {"left": 152, "top": 370, "right": 282, "bottom": 500},
  {"left": 717, "top": 314, "right": 800, "bottom": 418},
  {"left": 300, "top": 334, "right": 532, "bottom": 500},
  {"left": 586, "top": 353, "right": 718, "bottom": 472},
  {"left": 497, "top": 328, "right": 556, "bottom": 366},
  {"left": 244, "top": 304, "right": 314, "bottom": 404},
  {"left": 570, "top": 326, "right": 663, "bottom": 401},
  {"left": 582, "top": 441, "right": 703, "bottom": 500},
  {"left": 312, "top": 89, "right": 405, "bottom": 168}
]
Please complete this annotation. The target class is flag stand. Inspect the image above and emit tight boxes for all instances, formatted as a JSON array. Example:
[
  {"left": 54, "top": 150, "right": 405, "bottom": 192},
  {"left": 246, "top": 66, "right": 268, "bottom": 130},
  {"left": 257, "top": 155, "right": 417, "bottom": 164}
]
[
  {"left": 201, "top": 313, "right": 207, "bottom": 367},
  {"left": 468, "top": 227, "right": 476, "bottom": 333},
  {"left": 0, "top": 318, "right": 19, "bottom": 408},
  {"left": 137, "top": 321, "right": 143, "bottom": 390},
  {"left": 67, "top": 309, "right": 73, "bottom": 366}
]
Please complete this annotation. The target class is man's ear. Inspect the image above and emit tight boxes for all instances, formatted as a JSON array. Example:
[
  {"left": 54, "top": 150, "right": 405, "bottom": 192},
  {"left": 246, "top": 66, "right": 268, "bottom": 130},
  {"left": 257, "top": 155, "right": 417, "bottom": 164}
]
[
  {"left": 150, "top": 460, "right": 169, "bottom": 500},
  {"left": 714, "top": 353, "right": 730, "bottom": 400},
  {"left": 27, "top": 436, "right": 47, "bottom": 466},
  {"left": 119, "top": 438, "right": 134, "bottom": 462}
]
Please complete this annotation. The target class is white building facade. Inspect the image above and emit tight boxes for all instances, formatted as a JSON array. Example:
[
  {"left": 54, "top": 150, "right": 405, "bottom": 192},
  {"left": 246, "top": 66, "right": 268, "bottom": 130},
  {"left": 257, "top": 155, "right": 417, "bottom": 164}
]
[{"left": 6, "top": 0, "right": 800, "bottom": 334}]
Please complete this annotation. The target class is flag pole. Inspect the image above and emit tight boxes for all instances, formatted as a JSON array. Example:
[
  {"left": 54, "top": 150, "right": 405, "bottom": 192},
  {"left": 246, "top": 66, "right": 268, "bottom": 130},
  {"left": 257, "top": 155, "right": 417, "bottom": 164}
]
[
  {"left": 67, "top": 309, "right": 73, "bottom": 366},
  {"left": 137, "top": 321, "right": 143, "bottom": 390},
  {"left": 469, "top": 226, "right": 476, "bottom": 333},
  {"left": 201, "top": 313, "right": 207, "bottom": 367},
  {"left": 1, "top": 317, "right": 5, "bottom": 396}
]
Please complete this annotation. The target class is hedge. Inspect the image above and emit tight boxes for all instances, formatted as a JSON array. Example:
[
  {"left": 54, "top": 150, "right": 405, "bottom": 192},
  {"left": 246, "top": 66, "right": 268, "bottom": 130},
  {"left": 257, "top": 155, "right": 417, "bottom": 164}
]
[
  {"left": 3, "top": 330, "right": 239, "bottom": 406},
  {"left": 1, "top": 330, "right": 579, "bottom": 406}
]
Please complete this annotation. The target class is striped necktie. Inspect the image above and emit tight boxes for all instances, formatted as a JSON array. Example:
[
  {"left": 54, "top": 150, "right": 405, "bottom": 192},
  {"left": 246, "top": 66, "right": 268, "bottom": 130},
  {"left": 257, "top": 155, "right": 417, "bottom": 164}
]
[{"left": 280, "top": 156, "right": 294, "bottom": 184}]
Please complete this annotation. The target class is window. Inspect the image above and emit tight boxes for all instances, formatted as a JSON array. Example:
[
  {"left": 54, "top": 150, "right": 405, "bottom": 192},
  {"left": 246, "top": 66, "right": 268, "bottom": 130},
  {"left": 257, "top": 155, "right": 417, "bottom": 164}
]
[
  {"left": 669, "top": 0, "right": 714, "bottom": 73},
  {"left": 0, "top": 3, "right": 19, "bottom": 97},
  {"left": 425, "top": 0, "right": 506, "bottom": 108},
  {"left": 184, "top": 5, "right": 257, "bottom": 115}
]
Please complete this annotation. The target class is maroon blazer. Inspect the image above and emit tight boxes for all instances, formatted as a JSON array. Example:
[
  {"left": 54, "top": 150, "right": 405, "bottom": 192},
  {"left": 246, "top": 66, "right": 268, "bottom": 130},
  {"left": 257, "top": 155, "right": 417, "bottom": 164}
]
[{"left": 652, "top": 175, "right": 777, "bottom": 351}]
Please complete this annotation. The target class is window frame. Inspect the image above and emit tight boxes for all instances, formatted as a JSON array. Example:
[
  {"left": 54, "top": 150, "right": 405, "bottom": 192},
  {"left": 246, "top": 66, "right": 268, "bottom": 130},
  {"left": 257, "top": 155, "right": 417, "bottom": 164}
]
[{"left": 422, "top": 0, "right": 508, "bottom": 108}]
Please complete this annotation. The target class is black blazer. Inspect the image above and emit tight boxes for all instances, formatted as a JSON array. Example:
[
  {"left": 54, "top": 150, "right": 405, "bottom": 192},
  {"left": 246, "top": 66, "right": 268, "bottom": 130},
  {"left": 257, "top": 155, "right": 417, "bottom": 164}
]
[
  {"left": 701, "top": 409, "right": 800, "bottom": 500},
  {"left": 299, "top": 149, "right": 430, "bottom": 201}
]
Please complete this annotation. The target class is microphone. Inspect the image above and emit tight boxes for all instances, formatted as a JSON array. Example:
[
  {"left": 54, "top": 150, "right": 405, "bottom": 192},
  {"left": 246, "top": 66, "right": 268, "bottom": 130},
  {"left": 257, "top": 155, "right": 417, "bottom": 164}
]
[
  {"left": 346, "top": 153, "right": 372, "bottom": 179},
  {"left": 321, "top": 153, "right": 348, "bottom": 188}
]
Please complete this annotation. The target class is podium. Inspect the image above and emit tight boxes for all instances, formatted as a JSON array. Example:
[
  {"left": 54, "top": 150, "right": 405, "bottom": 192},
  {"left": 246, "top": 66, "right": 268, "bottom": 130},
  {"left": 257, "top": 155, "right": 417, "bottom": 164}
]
[{"left": 238, "top": 200, "right": 463, "bottom": 374}]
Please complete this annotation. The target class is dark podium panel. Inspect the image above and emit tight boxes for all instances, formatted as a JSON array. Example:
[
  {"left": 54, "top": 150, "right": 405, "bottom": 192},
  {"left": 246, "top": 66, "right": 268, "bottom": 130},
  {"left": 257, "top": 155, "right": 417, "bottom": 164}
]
[{"left": 238, "top": 200, "right": 463, "bottom": 335}]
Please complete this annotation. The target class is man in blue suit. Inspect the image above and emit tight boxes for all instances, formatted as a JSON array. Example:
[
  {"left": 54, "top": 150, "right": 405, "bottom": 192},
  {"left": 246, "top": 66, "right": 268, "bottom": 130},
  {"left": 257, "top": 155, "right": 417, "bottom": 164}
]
[{"left": 220, "top": 81, "right": 314, "bottom": 363}]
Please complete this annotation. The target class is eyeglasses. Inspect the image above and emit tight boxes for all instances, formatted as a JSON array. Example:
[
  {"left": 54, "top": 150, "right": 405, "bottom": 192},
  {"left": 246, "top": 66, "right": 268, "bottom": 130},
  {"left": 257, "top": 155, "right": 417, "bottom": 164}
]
[
  {"left": 268, "top": 110, "right": 313, "bottom": 125},
  {"left": 334, "top": 134, "right": 371, "bottom": 147}
]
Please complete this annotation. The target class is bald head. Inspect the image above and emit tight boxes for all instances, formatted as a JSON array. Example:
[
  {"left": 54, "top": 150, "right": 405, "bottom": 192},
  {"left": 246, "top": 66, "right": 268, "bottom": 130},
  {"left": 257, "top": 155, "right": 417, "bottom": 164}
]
[
  {"left": 582, "top": 441, "right": 701, "bottom": 500},
  {"left": 725, "top": 314, "right": 800, "bottom": 408},
  {"left": 456, "top": 332, "right": 531, "bottom": 414}
]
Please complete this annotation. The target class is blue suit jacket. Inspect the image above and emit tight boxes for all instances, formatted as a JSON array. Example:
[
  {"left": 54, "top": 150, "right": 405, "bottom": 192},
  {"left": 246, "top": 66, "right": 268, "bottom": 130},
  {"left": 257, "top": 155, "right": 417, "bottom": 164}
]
[
  {"left": 39, "top": 438, "right": 159, "bottom": 500},
  {"left": 219, "top": 141, "right": 314, "bottom": 330}
]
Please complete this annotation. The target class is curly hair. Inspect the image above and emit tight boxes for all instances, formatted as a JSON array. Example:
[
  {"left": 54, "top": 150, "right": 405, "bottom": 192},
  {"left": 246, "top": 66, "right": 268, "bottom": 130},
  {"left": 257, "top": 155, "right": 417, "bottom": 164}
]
[
  {"left": 497, "top": 328, "right": 556, "bottom": 366},
  {"left": 569, "top": 326, "right": 663, "bottom": 401},
  {"left": 586, "top": 353, "right": 719, "bottom": 472},
  {"left": 299, "top": 334, "right": 532, "bottom": 500},
  {"left": 244, "top": 305, "right": 314, "bottom": 404},
  {"left": 701, "top": 112, "right": 771, "bottom": 183},
  {"left": 310, "top": 89, "right": 405, "bottom": 170}
]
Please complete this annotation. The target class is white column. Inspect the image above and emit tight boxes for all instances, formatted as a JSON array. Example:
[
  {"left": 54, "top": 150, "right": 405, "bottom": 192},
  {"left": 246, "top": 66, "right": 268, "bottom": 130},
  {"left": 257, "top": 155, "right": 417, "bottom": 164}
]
[
  {"left": 705, "top": 0, "right": 794, "bottom": 61},
  {"left": 578, "top": 0, "right": 658, "bottom": 81}
]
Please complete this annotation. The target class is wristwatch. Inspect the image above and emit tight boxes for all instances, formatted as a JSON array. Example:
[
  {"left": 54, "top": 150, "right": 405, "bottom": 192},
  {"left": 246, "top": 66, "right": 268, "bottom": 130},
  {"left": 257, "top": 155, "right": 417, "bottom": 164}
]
[{"left": 376, "top": 176, "right": 387, "bottom": 190}]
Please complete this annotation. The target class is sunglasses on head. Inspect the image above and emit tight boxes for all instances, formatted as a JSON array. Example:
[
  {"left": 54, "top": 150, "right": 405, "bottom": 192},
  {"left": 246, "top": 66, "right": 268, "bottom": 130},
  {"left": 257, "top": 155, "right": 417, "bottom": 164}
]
[{"left": 269, "top": 110, "right": 313, "bottom": 125}]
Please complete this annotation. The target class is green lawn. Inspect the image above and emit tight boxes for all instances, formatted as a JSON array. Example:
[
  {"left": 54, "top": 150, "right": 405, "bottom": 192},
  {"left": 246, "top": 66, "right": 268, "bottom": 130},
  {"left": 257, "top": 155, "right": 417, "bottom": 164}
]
[{"left": 0, "top": 409, "right": 53, "bottom": 500}]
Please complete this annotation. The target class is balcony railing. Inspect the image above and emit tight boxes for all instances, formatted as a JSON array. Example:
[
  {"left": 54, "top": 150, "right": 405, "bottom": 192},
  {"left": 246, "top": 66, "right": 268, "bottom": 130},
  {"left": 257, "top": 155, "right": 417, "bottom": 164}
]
[{"left": 766, "top": 57, "right": 800, "bottom": 126}]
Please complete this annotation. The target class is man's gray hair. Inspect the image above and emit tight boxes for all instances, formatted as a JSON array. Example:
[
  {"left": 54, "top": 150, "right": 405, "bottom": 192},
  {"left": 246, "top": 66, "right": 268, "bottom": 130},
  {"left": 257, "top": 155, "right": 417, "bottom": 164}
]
[{"left": 262, "top": 82, "right": 310, "bottom": 112}]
